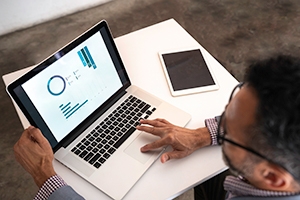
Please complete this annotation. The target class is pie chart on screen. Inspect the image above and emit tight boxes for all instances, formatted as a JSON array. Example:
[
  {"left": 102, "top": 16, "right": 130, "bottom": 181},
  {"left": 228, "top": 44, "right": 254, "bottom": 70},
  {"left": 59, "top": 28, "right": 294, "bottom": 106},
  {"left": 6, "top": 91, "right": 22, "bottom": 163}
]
[{"left": 47, "top": 75, "right": 66, "bottom": 96}]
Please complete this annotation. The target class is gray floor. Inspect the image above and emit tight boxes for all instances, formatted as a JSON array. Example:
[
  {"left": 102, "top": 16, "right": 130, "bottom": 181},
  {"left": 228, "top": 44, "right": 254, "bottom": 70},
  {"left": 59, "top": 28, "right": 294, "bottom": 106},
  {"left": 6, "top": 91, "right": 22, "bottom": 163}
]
[{"left": 1, "top": 0, "right": 300, "bottom": 199}]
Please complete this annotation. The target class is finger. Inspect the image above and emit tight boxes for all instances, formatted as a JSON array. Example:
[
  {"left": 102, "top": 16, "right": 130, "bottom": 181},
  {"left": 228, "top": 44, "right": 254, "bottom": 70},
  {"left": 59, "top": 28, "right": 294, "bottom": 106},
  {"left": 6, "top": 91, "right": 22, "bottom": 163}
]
[
  {"left": 140, "top": 138, "right": 168, "bottom": 152},
  {"left": 160, "top": 150, "right": 191, "bottom": 163},
  {"left": 15, "top": 127, "right": 41, "bottom": 152},
  {"left": 154, "top": 118, "right": 171, "bottom": 125},
  {"left": 27, "top": 127, "right": 51, "bottom": 148},
  {"left": 17, "top": 127, "right": 34, "bottom": 144},
  {"left": 136, "top": 125, "right": 164, "bottom": 137},
  {"left": 166, "top": 150, "right": 190, "bottom": 160},
  {"left": 139, "top": 118, "right": 169, "bottom": 127}
]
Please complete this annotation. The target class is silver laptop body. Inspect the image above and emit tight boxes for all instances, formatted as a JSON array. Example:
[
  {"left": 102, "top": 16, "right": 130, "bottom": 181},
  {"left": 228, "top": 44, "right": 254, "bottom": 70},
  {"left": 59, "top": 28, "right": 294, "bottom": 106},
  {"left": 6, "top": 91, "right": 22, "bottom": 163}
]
[{"left": 7, "top": 20, "right": 191, "bottom": 199}]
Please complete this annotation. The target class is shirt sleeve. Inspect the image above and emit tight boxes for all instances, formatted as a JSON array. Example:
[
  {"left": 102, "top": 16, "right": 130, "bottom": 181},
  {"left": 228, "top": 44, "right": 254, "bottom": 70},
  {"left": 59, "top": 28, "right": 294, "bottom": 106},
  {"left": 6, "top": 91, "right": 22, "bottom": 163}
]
[
  {"left": 34, "top": 175, "right": 67, "bottom": 200},
  {"left": 205, "top": 117, "right": 219, "bottom": 146}
]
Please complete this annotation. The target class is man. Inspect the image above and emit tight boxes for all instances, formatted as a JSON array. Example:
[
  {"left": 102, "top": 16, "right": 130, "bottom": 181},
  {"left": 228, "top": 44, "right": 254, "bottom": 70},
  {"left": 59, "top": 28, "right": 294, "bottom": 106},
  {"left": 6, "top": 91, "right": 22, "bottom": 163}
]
[{"left": 14, "top": 55, "right": 300, "bottom": 199}]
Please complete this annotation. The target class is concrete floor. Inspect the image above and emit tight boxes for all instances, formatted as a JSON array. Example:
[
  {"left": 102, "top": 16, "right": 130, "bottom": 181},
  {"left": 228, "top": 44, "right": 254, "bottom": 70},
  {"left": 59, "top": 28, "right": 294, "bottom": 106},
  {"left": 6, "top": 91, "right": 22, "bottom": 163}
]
[{"left": 1, "top": 0, "right": 300, "bottom": 199}]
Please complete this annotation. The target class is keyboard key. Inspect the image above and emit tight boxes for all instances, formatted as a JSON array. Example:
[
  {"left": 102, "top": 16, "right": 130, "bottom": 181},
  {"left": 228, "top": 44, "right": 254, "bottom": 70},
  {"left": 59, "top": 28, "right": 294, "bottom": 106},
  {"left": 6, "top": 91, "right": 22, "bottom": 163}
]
[
  {"left": 121, "top": 128, "right": 127, "bottom": 132},
  {"left": 99, "top": 149, "right": 105, "bottom": 154},
  {"left": 94, "top": 162, "right": 101, "bottom": 168},
  {"left": 74, "top": 149, "right": 81, "bottom": 155},
  {"left": 87, "top": 146, "right": 93, "bottom": 151},
  {"left": 97, "top": 144, "right": 103, "bottom": 149},
  {"left": 108, "top": 147, "right": 116, "bottom": 154},
  {"left": 146, "top": 110, "right": 152, "bottom": 115},
  {"left": 89, "top": 153, "right": 101, "bottom": 165},
  {"left": 103, "top": 153, "right": 110, "bottom": 159},
  {"left": 108, "top": 140, "right": 114, "bottom": 145},
  {"left": 79, "top": 145, "right": 85, "bottom": 150},
  {"left": 79, "top": 150, "right": 88, "bottom": 158},
  {"left": 92, "top": 148, "right": 99, "bottom": 153},
  {"left": 101, "top": 139, "right": 108, "bottom": 144},
  {"left": 114, "top": 127, "right": 136, "bottom": 148},
  {"left": 103, "top": 123, "right": 109, "bottom": 128},
  {"left": 99, "top": 157, "right": 106, "bottom": 164},
  {"left": 71, "top": 147, "right": 77, "bottom": 152},
  {"left": 110, "top": 131, "right": 117, "bottom": 136},
  {"left": 93, "top": 132, "right": 99, "bottom": 137},
  {"left": 138, "top": 102, "right": 146, "bottom": 108},
  {"left": 84, "top": 152, "right": 94, "bottom": 161},
  {"left": 84, "top": 140, "right": 90, "bottom": 146},
  {"left": 106, "top": 135, "right": 112, "bottom": 140},
  {"left": 112, "top": 136, "right": 119, "bottom": 141},
  {"left": 141, "top": 104, "right": 151, "bottom": 113},
  {"left": 117, "top": 132, "right": 123, "bottom": 137}
]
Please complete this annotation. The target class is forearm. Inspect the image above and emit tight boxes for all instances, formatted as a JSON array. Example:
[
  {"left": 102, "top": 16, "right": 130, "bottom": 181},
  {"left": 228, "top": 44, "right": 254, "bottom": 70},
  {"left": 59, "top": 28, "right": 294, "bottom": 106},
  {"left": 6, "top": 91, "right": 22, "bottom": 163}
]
[
  {"left": 193, "top": 127, "right": 212, "bottom": 149},
  {"left": 32, "top": 163, "right": 56, "bottom": 188}
]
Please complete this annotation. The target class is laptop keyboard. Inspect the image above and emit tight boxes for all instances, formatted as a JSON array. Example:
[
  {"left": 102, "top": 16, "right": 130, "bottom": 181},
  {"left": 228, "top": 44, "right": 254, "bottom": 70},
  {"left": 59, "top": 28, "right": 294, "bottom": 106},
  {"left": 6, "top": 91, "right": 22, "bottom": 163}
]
[{"left": 71, "top": 95, "right": 156, "bottom": 169}]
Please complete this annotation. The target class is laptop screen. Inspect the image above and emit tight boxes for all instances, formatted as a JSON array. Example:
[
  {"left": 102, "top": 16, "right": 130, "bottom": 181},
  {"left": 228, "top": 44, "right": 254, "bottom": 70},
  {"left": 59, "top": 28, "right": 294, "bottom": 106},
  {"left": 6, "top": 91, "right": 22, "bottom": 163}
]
[{"left": 8, "top": 21, "right": 130, "bottom": 151}]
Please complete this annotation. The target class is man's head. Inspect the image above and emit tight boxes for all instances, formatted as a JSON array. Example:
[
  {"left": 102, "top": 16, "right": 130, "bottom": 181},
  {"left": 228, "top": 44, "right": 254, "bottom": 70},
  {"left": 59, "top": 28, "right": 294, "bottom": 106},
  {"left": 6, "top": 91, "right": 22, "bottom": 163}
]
[{"left": 221, "top": 55, "right": 300, "bottom": 192}]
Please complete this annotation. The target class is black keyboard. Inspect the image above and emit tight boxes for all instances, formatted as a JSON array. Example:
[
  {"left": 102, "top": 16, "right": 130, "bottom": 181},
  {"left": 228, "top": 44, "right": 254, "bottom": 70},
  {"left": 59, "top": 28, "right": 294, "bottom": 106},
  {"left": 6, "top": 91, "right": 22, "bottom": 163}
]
[{"left": 71, "top": 95, "right": 156, "bottom": 169}]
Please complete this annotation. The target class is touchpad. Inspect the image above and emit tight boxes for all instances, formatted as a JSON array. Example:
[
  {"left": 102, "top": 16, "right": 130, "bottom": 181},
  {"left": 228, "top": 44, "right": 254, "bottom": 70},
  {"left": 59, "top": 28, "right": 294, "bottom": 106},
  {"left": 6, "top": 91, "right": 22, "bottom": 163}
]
[{"left": 124, "top": 132, "right": 159, "bottom": 164}]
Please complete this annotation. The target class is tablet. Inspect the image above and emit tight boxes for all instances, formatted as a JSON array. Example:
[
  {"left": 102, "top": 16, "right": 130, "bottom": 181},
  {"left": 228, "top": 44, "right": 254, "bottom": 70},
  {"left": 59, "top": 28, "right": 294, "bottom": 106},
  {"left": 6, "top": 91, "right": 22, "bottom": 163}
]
[{"left": 158, "top": 47, "right": 219, "bottom": 96}]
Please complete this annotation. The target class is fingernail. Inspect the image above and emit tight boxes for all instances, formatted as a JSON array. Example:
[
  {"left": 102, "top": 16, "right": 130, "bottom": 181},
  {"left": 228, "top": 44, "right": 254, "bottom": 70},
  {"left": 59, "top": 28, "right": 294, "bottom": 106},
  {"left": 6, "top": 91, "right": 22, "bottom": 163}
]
[
  {"left": 140, "top": 146, "right": 146, "bottom": 152},
  {"left": 162, "top": 155, "right": 169, "bottom": 163}
]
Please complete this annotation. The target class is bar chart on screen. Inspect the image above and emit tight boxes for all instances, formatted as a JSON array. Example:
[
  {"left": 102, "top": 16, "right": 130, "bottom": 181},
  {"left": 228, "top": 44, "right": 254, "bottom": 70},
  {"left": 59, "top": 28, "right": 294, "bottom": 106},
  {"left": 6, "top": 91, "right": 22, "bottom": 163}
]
[
  {"left": 77, "top": 46, "right": 97, "bottom": 69},
  {"left": 59, "top": 100, "right": 89, "bottom": 119}
]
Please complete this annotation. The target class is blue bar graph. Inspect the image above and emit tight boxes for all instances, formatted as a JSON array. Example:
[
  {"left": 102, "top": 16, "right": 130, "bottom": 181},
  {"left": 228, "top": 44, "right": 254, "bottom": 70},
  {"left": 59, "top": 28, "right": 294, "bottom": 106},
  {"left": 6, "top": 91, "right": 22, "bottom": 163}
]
[
  {"left": 77, "top": 51, "right": 87, "bottom": 66},
  {"left": 59, "top": 100, "right": 88, "bottom": 119},
  {"left": 84, "top": 46, "right": 97, "bottom": 69},
  {"left": 66, "top": 100, "right": 88, "bottom": 119},
  {"left": 77, "top": 46, "right": 97, "bottom": 69}
]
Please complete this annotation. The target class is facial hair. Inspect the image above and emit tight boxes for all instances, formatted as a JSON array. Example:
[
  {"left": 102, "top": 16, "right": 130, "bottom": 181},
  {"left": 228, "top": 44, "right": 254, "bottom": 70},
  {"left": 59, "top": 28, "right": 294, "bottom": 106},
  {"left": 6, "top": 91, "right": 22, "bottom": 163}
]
[{"left": 222, "top": 148, "right": 245, "bottom": 177}]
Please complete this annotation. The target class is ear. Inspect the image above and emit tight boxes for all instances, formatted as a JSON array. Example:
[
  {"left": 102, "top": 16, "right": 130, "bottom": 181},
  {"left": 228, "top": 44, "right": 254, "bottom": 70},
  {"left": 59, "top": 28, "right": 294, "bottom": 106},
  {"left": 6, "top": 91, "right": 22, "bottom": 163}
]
[
  {"left": 262, "top": 168, "right": 285, "bottom": 188},
  {"left": 260, "top": 163, "right": 293, "bottom": 191}
]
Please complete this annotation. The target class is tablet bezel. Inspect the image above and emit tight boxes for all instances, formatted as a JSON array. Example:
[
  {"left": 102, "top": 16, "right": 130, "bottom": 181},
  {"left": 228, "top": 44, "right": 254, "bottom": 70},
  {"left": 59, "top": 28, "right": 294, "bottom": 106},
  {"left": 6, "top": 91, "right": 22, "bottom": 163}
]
[{"left": 158, "top": 46, "right": 219, "bottom": 97}]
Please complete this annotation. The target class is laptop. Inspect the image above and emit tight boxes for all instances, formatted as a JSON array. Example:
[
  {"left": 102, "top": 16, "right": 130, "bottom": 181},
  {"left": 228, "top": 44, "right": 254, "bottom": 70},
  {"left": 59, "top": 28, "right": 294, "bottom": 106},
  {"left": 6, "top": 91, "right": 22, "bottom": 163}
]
[{"left": 7, "top": 20, "right": 191, "bottom": 199}]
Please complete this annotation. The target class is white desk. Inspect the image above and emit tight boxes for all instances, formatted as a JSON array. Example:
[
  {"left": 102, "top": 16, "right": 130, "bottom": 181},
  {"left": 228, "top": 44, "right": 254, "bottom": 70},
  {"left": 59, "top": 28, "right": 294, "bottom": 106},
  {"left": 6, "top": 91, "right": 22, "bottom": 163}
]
[{"left": 3, "top": 19, "right": 238, "bottom": 199}]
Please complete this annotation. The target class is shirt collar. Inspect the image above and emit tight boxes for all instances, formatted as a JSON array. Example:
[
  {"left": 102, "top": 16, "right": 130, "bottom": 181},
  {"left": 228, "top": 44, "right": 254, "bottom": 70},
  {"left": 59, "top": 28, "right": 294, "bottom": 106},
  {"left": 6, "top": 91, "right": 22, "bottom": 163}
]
[{"left": 224, "top": 175, "right": 296, "bottom": 199}]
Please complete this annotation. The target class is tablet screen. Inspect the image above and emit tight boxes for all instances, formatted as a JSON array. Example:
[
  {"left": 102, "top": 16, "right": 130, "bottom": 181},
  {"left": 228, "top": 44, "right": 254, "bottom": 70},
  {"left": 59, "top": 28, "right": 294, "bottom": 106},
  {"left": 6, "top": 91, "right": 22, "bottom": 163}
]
[
  {"left": 162, "top": 49, "right": 215, "bottom": 91},
  {"left": 159, "top": 48, "right": 218, "bottom": 96}
]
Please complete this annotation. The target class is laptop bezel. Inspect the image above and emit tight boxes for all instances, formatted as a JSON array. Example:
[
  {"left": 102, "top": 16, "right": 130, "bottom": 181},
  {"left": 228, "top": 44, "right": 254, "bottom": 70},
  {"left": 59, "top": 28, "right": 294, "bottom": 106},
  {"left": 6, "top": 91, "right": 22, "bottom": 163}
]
[{"left": 7, "top": 20, "right": 131, "bottom": 152}]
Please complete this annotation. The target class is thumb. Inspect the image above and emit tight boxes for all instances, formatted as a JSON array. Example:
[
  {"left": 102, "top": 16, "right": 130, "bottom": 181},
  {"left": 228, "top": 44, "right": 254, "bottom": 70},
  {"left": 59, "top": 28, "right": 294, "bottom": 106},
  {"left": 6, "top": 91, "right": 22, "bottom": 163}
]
[
  {"left": 27, "top": 127, "right": 51, "bottom": 149},
  {"left": 161, "top": 151, "right": 189, "bottom": 163},
  {"left": 160, "top": 153, "right": 170, "bottom": 163}
]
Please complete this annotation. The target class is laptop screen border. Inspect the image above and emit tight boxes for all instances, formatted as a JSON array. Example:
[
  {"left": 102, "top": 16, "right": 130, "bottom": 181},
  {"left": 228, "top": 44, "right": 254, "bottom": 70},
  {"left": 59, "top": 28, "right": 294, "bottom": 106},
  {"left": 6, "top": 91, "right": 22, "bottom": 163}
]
[{"left": 7, "top": 20, "right": 131, "bottom": 152}]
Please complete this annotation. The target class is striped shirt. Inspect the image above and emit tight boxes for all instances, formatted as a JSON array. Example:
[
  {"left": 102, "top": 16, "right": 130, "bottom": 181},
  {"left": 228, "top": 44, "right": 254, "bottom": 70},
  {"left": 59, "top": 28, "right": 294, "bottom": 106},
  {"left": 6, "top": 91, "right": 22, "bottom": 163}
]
[{"left": 34, "top": 175, "right": 67, "bottom": 200}]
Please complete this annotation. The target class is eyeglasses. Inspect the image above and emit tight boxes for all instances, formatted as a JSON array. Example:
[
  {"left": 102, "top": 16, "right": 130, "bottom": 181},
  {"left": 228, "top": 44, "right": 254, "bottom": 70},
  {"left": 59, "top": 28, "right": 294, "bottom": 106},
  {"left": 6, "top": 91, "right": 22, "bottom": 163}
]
[{"left": 217, "top": 82, "right": 271, "bottom": 161}]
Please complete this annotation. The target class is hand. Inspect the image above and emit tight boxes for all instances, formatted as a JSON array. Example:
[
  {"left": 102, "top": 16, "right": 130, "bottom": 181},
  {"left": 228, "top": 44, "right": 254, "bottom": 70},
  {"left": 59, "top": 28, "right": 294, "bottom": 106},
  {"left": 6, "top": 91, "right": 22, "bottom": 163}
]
[
  {"left": 14, "top": 126, "right": 56, "bottom": 188},
  {"left": 137, "top": 118, "right": 211, "bottom": 163}
]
